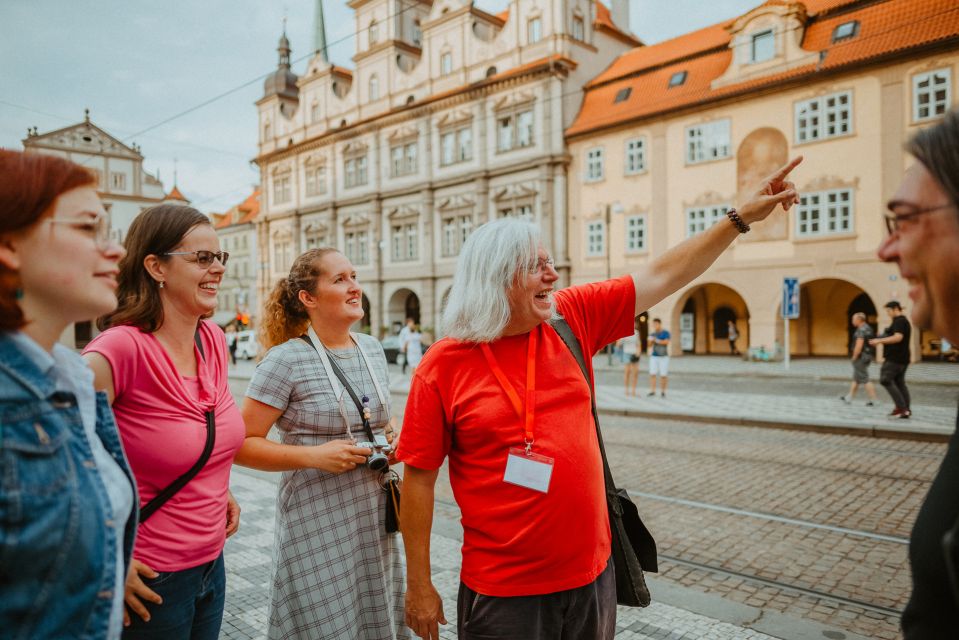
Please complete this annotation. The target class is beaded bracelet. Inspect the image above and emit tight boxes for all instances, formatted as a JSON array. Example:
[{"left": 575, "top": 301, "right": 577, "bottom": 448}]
[{"left": 726, "top": 208, "right": 750, "bottom": 234}]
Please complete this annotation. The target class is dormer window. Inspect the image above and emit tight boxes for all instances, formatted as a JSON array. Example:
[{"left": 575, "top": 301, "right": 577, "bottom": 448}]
[
  {"left": 614, "top": 88, "right": 631, "bottom": 103},
  {"left": 668, "top": 71, "right": 687, "bottom": 88},
  {"left": 831, "top": 20, "right": 859, "bottom": 43},
  {"left": 750, "top": 29, "right": 775, "bottom": 63},
  {"left": 369, "top": 19, "right": 379, "bottom": 46}
]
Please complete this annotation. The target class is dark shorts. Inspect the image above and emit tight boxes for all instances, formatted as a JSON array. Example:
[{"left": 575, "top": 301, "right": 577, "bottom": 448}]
[
  {"left": 852, "top": 353, "right": 872, "bottom": 383},
  {"left": 457, "top": 558, "right": 616, "bottom": 640},
  {"left": 628, "top": 355, "right": 640, "bottom": 364}
]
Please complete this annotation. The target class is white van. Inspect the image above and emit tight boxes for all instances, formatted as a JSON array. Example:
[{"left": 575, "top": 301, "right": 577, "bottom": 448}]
[{"left": 235, "top": 330, "right": 259, "bottom": 360}]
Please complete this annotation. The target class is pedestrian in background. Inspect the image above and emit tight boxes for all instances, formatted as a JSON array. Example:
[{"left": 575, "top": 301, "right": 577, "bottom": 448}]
[
  {"left": 647, "top": 318, "right": 670, "bottom": 398},
  {"left": 398, "top": 316, "right": 414, "bottom": 375},
  {"left": 727, "top": 319, "right": 740, "bottom": 355},
  {"left": 401, "top": 321, "right": 424, "bottom": 375},
  {"left": 0, "top": 150, "right": 136, "bottom": 640},
  {"left": 237, "top": 248, "right": 407, "bottom": 640},
  {"left": 876, "top": 105, "right": 959, "bottom": 638},
  {"left": 398, "top": 157, "right": 801, "bottom": 640},
  {"left": 617, "top": 320, "right": 641, "bottom": 396},
  {"left": 84, "top": 205, "right": 244, "bottom": 639},
  {"left": 869, "top": 300, "right": 912, "bottom": 418},
  {"left": 840, "top": 312, "right": 878, "bottom": 406},
  {"left": 225, "top": 323, "right": 238, "bottom": 366}
]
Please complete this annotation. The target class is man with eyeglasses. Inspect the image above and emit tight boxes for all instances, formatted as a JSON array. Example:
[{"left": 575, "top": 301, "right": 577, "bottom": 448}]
[{"left": 878, "top": 107, "right": 959, "bottom": 637}]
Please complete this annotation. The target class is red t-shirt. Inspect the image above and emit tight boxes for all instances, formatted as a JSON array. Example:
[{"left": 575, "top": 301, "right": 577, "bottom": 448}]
[{"left": 396, "top": 275, "right": 635, "bottom": 596}]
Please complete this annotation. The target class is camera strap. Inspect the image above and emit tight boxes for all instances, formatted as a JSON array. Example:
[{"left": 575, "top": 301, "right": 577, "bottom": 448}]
[{"left": 298, "top": 333, "right": 377, "bottom": 443}]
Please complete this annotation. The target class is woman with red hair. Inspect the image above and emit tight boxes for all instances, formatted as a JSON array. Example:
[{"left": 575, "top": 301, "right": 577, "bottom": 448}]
[{"left": 0, "top": 150, "right": 135, "bottom": 639}]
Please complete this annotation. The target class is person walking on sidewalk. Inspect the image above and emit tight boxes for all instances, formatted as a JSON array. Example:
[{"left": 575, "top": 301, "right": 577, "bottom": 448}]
[
  {"left": 647, "top": 318, "right": 670, "bottom": 398},
  {"left": 727, "top": 320, "right": 740, "bottom": 355},
  {"left": 840, "top": 312, "right": 878, "bottom": 406},
  {"left": 398, "top": 317, "right": 415, "bottom": 375},
  {"left": 236, "top": 248, "right": 407, "bottom": 640},
  {"left": 84, "top": 205, "right": 244, "bottom": 639},
  {"left": 397, "top": 158, "right": 802, "bottom": 640},
  {"left": 617, "top": 320, "right": 641, "bottom": 396},
  {"left": 401, "top": 322, "right": 424, "bottom": 375},
  {"left": 870, "top": 300, "right": 912, "bottom": 418},
  {"left": 225, "top": 323, "right": 238, "bottom": 366},
  {"left": 876, "top": 105, "right": 959, "bottom": 638}
]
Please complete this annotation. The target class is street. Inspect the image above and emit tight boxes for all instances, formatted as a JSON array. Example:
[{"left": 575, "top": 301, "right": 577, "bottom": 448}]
[{"left": 222, "top": 358, "right": 957, "bottom": 639}]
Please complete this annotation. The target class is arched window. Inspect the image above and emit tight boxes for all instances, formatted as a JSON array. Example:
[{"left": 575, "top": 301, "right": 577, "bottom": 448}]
[{"left": 369, "top": 74, "right": 380, "bottom": 101}]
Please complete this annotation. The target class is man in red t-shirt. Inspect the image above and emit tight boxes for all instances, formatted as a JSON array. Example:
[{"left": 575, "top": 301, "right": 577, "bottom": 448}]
[{"left": 397, "top": 158, "right": 802, "bottom": 640}]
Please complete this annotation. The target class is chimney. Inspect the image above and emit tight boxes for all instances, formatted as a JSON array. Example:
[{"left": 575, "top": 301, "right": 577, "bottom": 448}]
[{"left": 610, "top": 0, "right": 631, "bottom": 34}]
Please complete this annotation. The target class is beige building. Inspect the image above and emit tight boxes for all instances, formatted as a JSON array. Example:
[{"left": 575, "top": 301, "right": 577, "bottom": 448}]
[
  {"left": 22, "top": 110, "right": 169, "bottom": 347},
  {"left": 254, "top": 0, "right": 639, "bottom": 336},
  {"left": 566, "top": 0, "right": 959, "bottom": 360},
  {"left": 212, "top": 188, "right": 262, "bottom": 327}
]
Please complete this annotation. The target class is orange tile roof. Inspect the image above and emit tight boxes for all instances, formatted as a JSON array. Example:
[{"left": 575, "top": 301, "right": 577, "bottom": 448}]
[
  {"left": 215, "top": 187, "right": 261, "bottom": 229},
  {"left": 568, "top": 0, "right": 959, "bottom": 138},
  {"left": 165, "top": 185, "right": 189, "bottom": 202}
]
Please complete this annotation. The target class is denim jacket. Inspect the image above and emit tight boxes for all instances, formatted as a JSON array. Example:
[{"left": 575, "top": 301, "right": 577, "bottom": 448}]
[{"left": 0, "top": 333, "right": 138, "bottom": 639}]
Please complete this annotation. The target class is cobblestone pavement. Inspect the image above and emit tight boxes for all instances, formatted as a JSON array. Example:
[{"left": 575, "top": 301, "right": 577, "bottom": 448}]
[{"left": 222, "top": 468, "right": 782, "bottom": 640}]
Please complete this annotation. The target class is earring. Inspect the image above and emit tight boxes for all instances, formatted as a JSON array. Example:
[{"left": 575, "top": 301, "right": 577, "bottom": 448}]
[{"left": 158, "top": 281, "right": 165, "bottom": 289}]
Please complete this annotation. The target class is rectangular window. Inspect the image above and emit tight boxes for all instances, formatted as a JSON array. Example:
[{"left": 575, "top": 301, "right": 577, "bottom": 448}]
[
  {"left": 441, "top": 132, "right": 455, "bottom": 166},
  {"left": 390, "top": 142, "right": 417, "bottom": 177},
  {"left": 686, "top": 119, "right": 731, "bottom": 164},
  {"left": 913, "top": 69, "right": 951, "bottom": 122},
  {"left": 795, "top": 91, "right": 852, "bottom": 143},
  {"left": 625, "top": 138, "right": 646, "bottom": 175},
  {"left": 391, "top": 222, "right": 417, "bottom": 261},
  {"left": 497, "top": 110, "right": 534, "bottom": 151},
  {"left": 441, "top": 217, "right": 456, "bottom": 257},
  {"left": 310, "top": 102, "right": 320, "bottom": 123},
  {"left": 345, "top": 230, "right": 370, "bottom": 265},
  {"left": 586, "top": 220, "right": 605, "bottom": 256},
  {"left": 498, "top": 204, "right": 533, "bottom": 221},
  {"left": 345, "top": 156, "right": 369, "bottom": 188},
  {"left": 110, "top": 172, "right": 126, "bottom": 190},
  {"left": 586, "top": 147, "right": 604, "bottom": 182},
  {"left": 626, "top": 215, "right": 646, "bottom": 252},
  {"left": 273, "top": 174, "right": 291, "bottom": 203},
  {"left": 304, "top": 165, "right": 326, "bottom": 196},
  {"left": 750, "top": 30, "right": 775, "bottom": 63},
  {"left": 440, "top": 212, "right": 474, "bottom": 257},
  {"left": 441, "top": 52, "right": 452, "bottom": 75},
  {"left": 440, "top": 126, "right": 472, "bottom": 166},
  {"left": 685, "top": 205, "right": 728, "bottom": 237},
  {"left": 528, "top": 18, "right": 542, "bottom": 44},
  {"left": 572, "top": 15, "right": 585, "bottom": 41},
  {"left": 796, "top": 189, "right": 853, "bottom": 238}
]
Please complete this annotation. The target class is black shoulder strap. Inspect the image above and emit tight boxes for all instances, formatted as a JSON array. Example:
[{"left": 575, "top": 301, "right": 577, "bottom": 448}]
[
  {"left": 139, "top": 329, "right": 215, "bottom": 523},
  {"left": 299, "top": 334, "right": 376, "bottom": 442},
  {"left": 548, "top": 317, "right": 618, "bottom": 495}
]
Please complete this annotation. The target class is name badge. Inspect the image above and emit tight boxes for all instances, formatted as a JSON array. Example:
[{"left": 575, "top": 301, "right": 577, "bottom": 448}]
[{"left": 503, "top": 447, "right": 554, "bottom": 493}]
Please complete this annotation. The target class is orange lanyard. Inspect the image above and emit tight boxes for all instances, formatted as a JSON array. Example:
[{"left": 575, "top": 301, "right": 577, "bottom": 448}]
[{"left": 480, "top": 326, "right": 538, "bottom": 453}]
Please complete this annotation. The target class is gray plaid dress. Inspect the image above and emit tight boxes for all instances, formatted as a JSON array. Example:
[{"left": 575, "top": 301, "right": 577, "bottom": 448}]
[{"left": 245, "top": 333, "right": 408, "bottom": 640}]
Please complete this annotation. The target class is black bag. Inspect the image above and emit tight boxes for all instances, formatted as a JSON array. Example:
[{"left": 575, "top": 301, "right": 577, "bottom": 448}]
[
  {"left": 550, "top": 317, "right": 658, "bottom": 607},
  {"left": 140, "top": 330, "right": 216, "bottom": 523}
]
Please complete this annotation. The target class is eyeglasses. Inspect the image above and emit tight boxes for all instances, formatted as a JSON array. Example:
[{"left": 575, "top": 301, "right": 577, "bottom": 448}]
[
  {"left": 529, "top": 256, "right": 555, "bottom": 275},
  {"left": 47, "top": 212, "right": 113, "bottom": 250},
  {"left": 883, "top": 203, "right": 954, "bottom": 235},
  {"left": 163, "top": 250, "right": 230, "bottom": 268}
]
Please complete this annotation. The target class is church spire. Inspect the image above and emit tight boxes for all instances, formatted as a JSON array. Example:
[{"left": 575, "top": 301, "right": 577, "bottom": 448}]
[{"left": 314, "top": 0, "right": 329, "bottom": 61}]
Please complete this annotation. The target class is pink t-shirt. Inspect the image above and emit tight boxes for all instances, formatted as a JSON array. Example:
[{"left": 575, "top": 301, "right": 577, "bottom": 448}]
[{"left": 84, "top": 320, "right": 245, "bottom": 571}]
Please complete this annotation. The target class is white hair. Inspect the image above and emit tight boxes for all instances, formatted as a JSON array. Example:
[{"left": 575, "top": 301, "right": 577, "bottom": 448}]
[{"left": 442, "top": 217, "right": 549, "bottom": 342}]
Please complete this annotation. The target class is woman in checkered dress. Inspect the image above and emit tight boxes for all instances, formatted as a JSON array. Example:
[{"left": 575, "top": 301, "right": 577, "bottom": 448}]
[{"left": 236, "top": 248, "right": 409, "bottom": 640}]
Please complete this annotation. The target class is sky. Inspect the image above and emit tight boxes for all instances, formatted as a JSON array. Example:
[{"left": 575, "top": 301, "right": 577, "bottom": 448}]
[{"left": 0, "top": 0, "right": 759, "bottom": 213}]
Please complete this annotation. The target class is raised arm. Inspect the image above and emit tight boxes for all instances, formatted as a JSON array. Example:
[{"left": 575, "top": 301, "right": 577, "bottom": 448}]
[
  {"left": 632, "top": 157, "right": 802, "bottom": 314},
  {"left": 402, "top": 464, "right": 447, "bottom": 640}
]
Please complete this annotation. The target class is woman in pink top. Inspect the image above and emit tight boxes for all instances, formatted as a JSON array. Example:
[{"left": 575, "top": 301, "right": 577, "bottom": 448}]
[{"left": 84, "top": 204, "right": 245, "bottom": 640}]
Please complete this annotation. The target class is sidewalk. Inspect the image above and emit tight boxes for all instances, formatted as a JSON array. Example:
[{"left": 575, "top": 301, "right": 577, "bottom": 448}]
[
  {"left": 221, "top": 468, "right": 869, "bottom": 640},
  {"left": 228, "top": 355, "right": 957, "bottom": 441}
]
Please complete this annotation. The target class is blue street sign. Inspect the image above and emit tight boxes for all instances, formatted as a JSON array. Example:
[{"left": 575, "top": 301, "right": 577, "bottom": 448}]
[{"left": 782, "top": 277, "right": 800, "bottom": 319}]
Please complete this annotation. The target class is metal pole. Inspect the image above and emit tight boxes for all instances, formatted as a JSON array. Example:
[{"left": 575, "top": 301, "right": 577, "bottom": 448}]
[
  {"left": 606, "top": 204, "right": 613, "bottom": 366},
  {"left": 784, "top": 315, "right": 791, "bottom": 371}
]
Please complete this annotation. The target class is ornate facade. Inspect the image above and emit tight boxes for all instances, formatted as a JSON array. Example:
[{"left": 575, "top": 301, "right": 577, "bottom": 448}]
[{"left": 254, "top": 0, "right": 638, "bottom": 336}]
